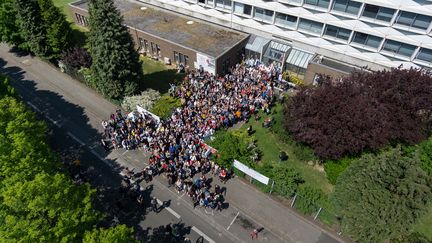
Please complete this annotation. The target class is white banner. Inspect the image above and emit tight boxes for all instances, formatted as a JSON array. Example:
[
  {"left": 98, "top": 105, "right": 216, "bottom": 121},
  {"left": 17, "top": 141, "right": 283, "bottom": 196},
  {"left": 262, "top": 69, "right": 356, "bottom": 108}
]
[
  {"left": 136, "top": 105, "right": 160, "bottom": 123},
  {"left": 233, "top": 160, "right": 270, "bottom": 185},
  {"left": 196, "top": 53, "right": 216, "bottom": 74}
]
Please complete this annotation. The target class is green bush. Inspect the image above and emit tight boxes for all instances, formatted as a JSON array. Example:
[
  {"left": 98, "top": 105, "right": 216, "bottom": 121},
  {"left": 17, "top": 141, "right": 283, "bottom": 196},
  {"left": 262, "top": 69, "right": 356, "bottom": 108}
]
[
  {"left": 324, "top": 157, "right": 354, "bottom": 184},
  {"left": 295, "top": 185, "right": 324, "bottom": 215},
  {"left": 270, "top": 163, "right": 304, "bottom": 197},
  {"left": 151, "top": 94, "right": 181, "bottom": 119},
  {"left": 209, "top": 130, "right": 258, "bottom": 169},
  {"left": 419, "top": 137, "right": 432, "bottom": 176}
]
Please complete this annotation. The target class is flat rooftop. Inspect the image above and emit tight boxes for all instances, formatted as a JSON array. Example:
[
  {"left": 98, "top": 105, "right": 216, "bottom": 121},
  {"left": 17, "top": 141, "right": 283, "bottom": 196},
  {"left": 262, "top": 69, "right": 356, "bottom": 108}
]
[{"left": 71, "top": 0, "right": 248, "bottom": 57}]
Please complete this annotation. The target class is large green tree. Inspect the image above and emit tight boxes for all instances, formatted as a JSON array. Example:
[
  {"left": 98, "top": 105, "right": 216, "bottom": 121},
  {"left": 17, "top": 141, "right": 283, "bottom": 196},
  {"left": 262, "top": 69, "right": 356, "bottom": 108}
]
[
  {"left": 0, "top": 173, "right": 100, "bottom": 242},
  {"left": 0, "top": 0, "right": 24, "bottom": 47},
  {"left": 14, "top": 0, "right": 48, "bottom": 57},
  {"left": 38, "top": 0, "right": 73, "bottom": 59},
  {"left": 0, "top": 74, "right": 135, "bottom": 241},
  {"left": 88, "top": 0, "right": 143, "bottom": 99},
  {"left": 334, "top": 147, "right": 432, "bottom": 242}
]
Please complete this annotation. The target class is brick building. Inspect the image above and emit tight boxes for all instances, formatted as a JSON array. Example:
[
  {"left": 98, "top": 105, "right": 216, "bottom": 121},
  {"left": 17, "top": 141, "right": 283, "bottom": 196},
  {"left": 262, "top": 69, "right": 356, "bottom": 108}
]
[{"left": 69, "top": 0, "right": 249, "bottom": 74}]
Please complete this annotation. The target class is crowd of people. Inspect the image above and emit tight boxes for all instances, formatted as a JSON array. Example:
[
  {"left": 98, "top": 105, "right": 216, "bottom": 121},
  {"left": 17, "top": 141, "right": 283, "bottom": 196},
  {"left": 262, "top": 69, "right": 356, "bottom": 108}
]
[{"left": 102, "top": 60, "right": 281, "bottom": 211}]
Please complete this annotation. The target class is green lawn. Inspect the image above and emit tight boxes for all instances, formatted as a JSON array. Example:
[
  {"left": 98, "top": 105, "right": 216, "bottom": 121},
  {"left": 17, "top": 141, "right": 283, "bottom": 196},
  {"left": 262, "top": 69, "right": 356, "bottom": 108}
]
[
  {"left": 413, "top": 207, "right": 432, "bottom": 241},
  {"left": 240, "top": 103, "right": 334, "bottom": 194},
  {"left": 52, "top": 0, "right": 74, "bottom": 21},
  {"left": 140, "top": 56, "right": 185, "bottom": 94}
]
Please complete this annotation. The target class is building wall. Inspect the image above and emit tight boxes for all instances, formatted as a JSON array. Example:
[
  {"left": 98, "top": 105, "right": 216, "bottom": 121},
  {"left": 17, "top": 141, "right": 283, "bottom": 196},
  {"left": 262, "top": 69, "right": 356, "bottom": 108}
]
[
  {"left": 215, "top": 36, "right": 249, "bottom": 74},
  {"left": 129, "top": 28, "right": 197, "bottom": 68},
  {"left": 304, "top": 62, "right": 350, "bottom": 84},
  {"left": 69, "top": 4, "right": 89, "bottom": 27}
]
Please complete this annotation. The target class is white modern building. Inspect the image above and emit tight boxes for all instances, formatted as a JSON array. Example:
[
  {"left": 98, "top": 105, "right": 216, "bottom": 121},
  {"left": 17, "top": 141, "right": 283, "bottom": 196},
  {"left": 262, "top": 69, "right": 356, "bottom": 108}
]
[{"left": 136, "top": 0, "right": 432, "bottom": 74}]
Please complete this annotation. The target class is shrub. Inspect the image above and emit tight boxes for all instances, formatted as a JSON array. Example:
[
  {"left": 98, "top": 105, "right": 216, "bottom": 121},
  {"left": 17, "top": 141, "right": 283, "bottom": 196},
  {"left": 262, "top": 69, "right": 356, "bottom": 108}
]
[
  {"left": 151, "top": 94, "right": 181, "bottom": 119},
  {"left": 62, "top": 47, "right": 92, "bottom": 70},
  {"left": 324, "top": 157, "right": 354, "bottom": 184},
  {"left": 419, "top": 137, "right": 432, "bottom": 176},
  {"left": 271, "top": 164, "right": 304, "bottom": 197},
  {"left": 288, "top": 74, "right": 304, "bottom": 86},
  {"left": 121, "top": 89, "right": 160, "bottom": 112},
  {"left": 295, "top": 185, "right": 324, "bottom": 215},
  {"left": 209, "top": 130, "right": 258, "bottom": 169},
  {"left": 285, "top": 68, "right": 432, "bottom": 160}
]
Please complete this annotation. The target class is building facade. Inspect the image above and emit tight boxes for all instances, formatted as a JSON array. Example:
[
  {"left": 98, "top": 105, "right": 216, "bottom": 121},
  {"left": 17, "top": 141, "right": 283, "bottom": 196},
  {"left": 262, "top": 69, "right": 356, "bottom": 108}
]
[{"left": 137, "top": 0, "right": 432, "bottom": 72}]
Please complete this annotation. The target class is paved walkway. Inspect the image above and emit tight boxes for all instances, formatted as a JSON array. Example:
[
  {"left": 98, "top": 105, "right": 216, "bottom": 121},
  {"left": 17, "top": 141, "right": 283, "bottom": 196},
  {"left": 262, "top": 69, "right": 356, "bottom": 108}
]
[{"left": 0, "top": 43, "right": 345, "bottom": 243}]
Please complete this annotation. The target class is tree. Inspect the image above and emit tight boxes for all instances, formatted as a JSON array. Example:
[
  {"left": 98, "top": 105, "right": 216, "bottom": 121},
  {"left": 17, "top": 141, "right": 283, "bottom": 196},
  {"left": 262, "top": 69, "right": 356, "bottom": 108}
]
[
  {"left": 285, "top": 69, "right": 432, "bottom": 159},
  {"left": 0, "top": 173, "right": 101, "bottom": 242},
  {"left": 88, "top": 0, "right": 143, "bottom": 100},
  {"left": 0, "top": 0, "right": 24, "bottom": 47},
  {"left": 38, "top": 0, "right": 73, "bottom": 59},
  {"left": 62, "top": 47, "right": 93, "bottom": 70},
  {"left": 83, "top": 225, "right": 137, "bottom": 243},
  {"left": 14, "top": 0, "right": 48, "bottom": 57},
  {"left": 334, "top": 147, "right": 432, "bottom": 242}
]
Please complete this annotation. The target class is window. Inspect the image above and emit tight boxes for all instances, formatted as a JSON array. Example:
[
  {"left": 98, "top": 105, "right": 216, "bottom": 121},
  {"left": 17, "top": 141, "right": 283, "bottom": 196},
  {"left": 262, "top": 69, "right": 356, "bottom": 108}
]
[
  {"left": 150, "top": 42, "right": 156, "bottom": 55},
  {"left": 416, "top": 48, "right": 432, "bottom": 62},
  {"left": 156, "top": 44, "right": 161, "bottom": 57},
  {"left": 254, "top": 8, "right": 274, "bottom": 23},
  {"left": 304, "top": 0, "right": 330, "bottom": 8},
  {"left": 234, "top": 2, "right": 252, "bottom": 16},
  {"left": 362, "top": 4, "right": 395, "bottom": 22},
  {"left": 75, "top": 13, "right": 88, "bottom": 26},
  {"left": 382, "top": 40, "right": 416, "bottom": 57},
  {"left": 215, "top": 0, "right": 232, "bottom": 10},
  {"left": 144, "top": 40, "right": 149, "bottom": 52},
  {"left": 174, "top": 51, "right": 179, "bottom": 63},
  {"left": 275, "top": 12, "right": 297, "bottom": 29},
  {"left": 297, "top": 18, "right": 323, "bottom": 35},
  {"left": 395, "top": 11, "right": 432, "bottom": 30},
  {"left": 138, "top": 38, "right": 145, "bottom": 50},
  {"left": 332, "top": 0, "right": 361, "bottom": 15},
  {"left": 351, "top": 32, "right": 383, "bottom": 49},
  {"left": 174, "top": 51, "right": 189, "bottom": 65},
  {"left": 198, "top": 0, "right": 205, "bottom": 3},
  {"left": 324, "top": 25, "right": 351, "bottom": 41}
]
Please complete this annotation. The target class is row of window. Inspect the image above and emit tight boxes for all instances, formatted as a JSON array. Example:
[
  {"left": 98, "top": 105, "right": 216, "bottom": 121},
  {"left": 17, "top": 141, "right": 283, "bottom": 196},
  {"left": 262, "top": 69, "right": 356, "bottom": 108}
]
[
  {"left": 75, "top": 13, "right": 88, "bottom": 26},
  {"left": 137, "top": 38, "right": 190, "bottom": 65},
  {"left": 138, "top": 38, "right": 161, "bottom": 57},
  {"left": 198, "top": 0, "right": 432, "bottom": 32}
]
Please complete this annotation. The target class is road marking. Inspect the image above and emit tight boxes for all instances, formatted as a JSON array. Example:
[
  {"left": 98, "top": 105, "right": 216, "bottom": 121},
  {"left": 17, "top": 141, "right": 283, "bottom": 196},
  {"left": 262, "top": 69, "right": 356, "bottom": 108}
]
[
  {"left": 156, "top": 198, "right": 181, "bottom": 219},
  {"left": 226, "top": 211, "right": 240, "bottom": 231},
  {"left": 122, "top": 150, "right": 128, "bottom": 155},
  {"left": 66, "top": 131, "right": 86, "bottom": 146},
  {"left": 90, "top": 150, "right": 113, "bottom": 168},
  {"left": 26, "top": 101, "right": 41, "bottom": 112},
  {"left": 192, "top": 226, "right": 216, "bottom": 243},
  {"left": 45, "top": 115, "right": 61, "bottom": 127}
]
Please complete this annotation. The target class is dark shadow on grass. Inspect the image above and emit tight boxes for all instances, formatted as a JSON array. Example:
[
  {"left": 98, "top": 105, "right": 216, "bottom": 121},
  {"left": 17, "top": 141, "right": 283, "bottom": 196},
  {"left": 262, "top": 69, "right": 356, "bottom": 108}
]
[{"left": 142, "top": 69, "right": 185, "bottom": 94}]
